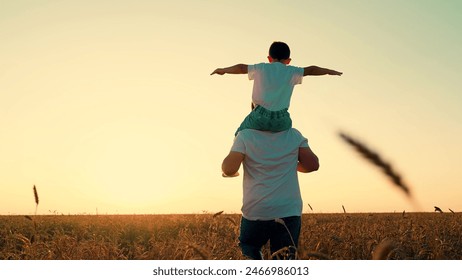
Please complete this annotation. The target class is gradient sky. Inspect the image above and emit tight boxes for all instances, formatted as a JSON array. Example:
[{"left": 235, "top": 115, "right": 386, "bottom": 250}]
[{"left": 1, "top": 0, "right": 461, "bottom": 215}]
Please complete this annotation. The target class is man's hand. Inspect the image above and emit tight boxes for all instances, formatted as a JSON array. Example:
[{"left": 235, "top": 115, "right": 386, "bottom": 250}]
[
  {"left": 297, "top": 146, "right": 320, "bottom": 173},
  {"left": 222, "top": 172, "right": 240, "bottom": 178},
  {"left": 222, "top": 151, "right": 245, "bottom": 177}
]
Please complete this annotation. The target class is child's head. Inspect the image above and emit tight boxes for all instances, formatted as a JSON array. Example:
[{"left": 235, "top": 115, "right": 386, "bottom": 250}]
[{"left": 268, "top": 41, "right": 291, "bottom": 64}]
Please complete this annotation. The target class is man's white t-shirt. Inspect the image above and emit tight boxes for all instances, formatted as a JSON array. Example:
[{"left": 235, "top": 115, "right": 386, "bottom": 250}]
[
  {"left": 248, "top": 62, "right": 304, "bottom": 111},
  {"left": 231, "top": 128, "right": 309, "bottom": 220}
]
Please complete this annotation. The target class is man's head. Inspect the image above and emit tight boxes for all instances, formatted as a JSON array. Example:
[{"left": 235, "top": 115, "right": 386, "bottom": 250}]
[{"left": 268, "top": 41, "right": 291, "bottom": 64}]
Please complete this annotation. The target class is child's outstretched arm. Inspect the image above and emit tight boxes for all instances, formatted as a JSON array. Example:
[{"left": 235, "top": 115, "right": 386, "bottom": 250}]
[
  {"left": 304, "top": 66, "right": 342, "bottom": 76},
  {"left": 211, "top": 64, "right": 248, "bottom": 75}
]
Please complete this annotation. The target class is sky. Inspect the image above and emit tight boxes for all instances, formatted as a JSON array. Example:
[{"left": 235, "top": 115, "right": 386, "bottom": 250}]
[{"left": 1, "top": 0, "right": 461, "bottom": 215}]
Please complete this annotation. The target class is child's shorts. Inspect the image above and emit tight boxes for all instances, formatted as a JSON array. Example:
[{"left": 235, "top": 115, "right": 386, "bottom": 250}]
[{"left": 235, "top": 105, "right": 292, "bottom": 136}]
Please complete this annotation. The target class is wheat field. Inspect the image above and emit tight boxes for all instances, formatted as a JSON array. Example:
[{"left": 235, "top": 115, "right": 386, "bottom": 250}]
[{"left": 1, "top": 212, "right": 461, "bottom": 260}]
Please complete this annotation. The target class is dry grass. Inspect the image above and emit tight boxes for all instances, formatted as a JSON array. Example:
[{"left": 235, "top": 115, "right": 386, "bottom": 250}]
[
  {"left": 298, "top": 212, "right": 462, "bottom": 260},
  {"left": 1, "top": 212, "right": 461, "bottom": 260}
]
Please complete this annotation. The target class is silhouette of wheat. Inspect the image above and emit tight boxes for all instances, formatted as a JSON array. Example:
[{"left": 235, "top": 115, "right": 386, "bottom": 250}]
[
  {"left": 339, "top": 132, "right": 411, "bottom": 197},
  {"left": 33, "top": 185, "right": 39, "bottom": 215}
]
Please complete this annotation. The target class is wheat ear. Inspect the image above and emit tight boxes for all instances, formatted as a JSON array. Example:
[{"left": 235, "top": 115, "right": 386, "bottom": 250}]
[
  {"left": 213, "top": 211, "right": 223, "bottom": 218},
  {"left": 33, "top": 185, "right": 39, "bottom": 215},
  {"left": 372, "top": 238, "right": 395, "bottom": 260},
  {"left": 339, "top": 132, "right": 411, "bottom": 197}
]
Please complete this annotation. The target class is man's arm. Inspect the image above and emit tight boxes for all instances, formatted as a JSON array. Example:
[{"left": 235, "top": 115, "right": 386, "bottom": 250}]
[
  {"left": 304, "top": 66, "right": 342, "bottom": 76},
  {"left": 297, "top": 146, "right": 320, "bottom": 173},
  {"left": 211, "top": 64, "right": 248, "bottom": 75},
  {"left": 222, "top": 151, "right": 245, "bottom": 177}
]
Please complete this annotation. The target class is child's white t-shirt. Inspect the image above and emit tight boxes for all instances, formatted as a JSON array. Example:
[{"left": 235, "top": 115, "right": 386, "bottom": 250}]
[
  {"left": 231, "top": 128, "right": 309, "bottom": 220},
  {"left": 248, "top": 62, "right": 304, "bottom": 111}
]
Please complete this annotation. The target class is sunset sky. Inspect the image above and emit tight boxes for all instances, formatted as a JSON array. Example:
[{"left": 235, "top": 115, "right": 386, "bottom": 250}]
[{"left": 1, "top": 0, "right": 461, "bottom": 215}]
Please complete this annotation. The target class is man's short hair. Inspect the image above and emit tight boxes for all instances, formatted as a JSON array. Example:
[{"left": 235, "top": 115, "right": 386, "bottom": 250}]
[{"left": 269, "top": 41, "right": 290, "bottom": 60}]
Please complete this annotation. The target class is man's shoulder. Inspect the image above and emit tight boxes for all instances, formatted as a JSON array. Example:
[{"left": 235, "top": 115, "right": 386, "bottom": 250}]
[
  {"left": 288, "top": 127, "right": 302, "bottom": 134},
  {"left": 236, "top": 129, "right": 308, "bottom": 150},
  {"left": 290, "top": 128, "right": 306, "bottom": 138},
  {"left": 238, "top": 128, "right": 304, "bottom": 138}
]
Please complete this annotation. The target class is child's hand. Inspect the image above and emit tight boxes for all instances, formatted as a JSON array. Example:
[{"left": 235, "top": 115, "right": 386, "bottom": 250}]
[{"left": 210, "top": 68, "right": 226, "bottom": 75}]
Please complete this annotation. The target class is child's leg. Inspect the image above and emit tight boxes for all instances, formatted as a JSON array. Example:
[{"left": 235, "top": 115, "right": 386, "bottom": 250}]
[
  {"left": 253, "top": 106, "right": 292, "bottom": 132},
  {"left": 235, "top": 106, "right": 292, "bottom": 136},
  {"left": 268, "top": 109, "right": 292, "bottom": 132},
  {"left": 235, "top": 111, "right": 260, "bottom": 136},
  {"left": 234, "top": 106, "right": 264, "bottom": 136}
]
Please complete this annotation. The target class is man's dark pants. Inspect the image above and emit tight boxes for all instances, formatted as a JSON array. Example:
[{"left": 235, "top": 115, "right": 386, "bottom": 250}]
[{"left": 238, "top": 216, "right": 301, "bottom": 260}]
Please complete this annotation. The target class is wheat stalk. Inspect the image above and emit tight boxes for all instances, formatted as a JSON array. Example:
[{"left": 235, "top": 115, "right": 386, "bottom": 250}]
[
  {"left": 338, "top": 132, "right": 411, "bottom": 197},
  {"left": 271, "top": 246, "right": 297, "bottom": 260},
  {"left": 213, "top": 211, "right": 223, "bottom": 218},
  {"left": 33, "top": 185, "right": 39, "bottom": 215},
  {"left": 304, "top": 251, "right": 330, "bottom": 260},
  {"left": 187, "top": 244, "right": 210, "bottom": 260},
  {"left": 274, "top": 218, "right": 298, "bottom": 259},
  {"left": 307, "top": 203, "right": 313, "bottom": 211},
  {"left": 372, "top": 238, "right": 395, "bottom": 260},
  {"left": 225, "top": 217, "right": 237, "bottom": 226},
  {"left": 275, "top": 218, "right": 296, "bottom": 248}
]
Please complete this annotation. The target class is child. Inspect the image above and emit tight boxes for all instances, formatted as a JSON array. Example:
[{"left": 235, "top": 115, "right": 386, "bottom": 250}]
[{"left": 211, "top": 41, "right": 342, "bottom": 136}]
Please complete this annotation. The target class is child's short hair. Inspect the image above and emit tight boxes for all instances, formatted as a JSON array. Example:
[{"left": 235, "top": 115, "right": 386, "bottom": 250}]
[{"left": 269, "top": 41, "right": 290, "bottom": 60}]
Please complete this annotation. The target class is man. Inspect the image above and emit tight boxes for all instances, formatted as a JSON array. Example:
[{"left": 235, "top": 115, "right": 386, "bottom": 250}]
[{"left": 222, "top": 128, "right": 319, "bottom": 259}]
